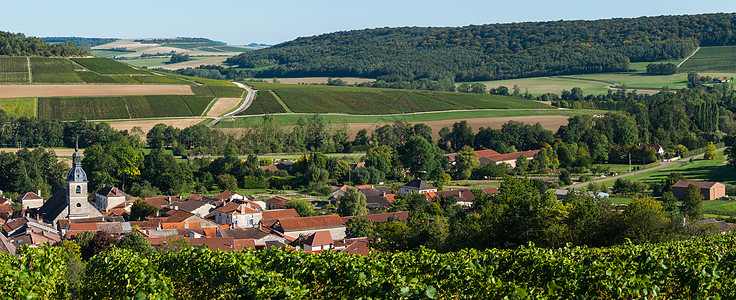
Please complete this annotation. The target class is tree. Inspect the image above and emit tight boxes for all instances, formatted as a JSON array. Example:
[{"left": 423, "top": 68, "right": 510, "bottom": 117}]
[
  {"left": 365, "top": 145, "right": 393, "bottom": 175},
  {"left": 160, "top": 235, "right": 192, "bottom": 252},
  {"left": 129, "top": 199, "right": 160, "bottom": 221},
  {"left": 704, "top": 142, "right": 717, "bottom": 160},
  {"left": 373, "top": 221, "right": 411, "bottom": 251},
  {"left": 727, "top": 146, "right": 736, "bottom": 170},
  {"left": 345, "top": 217, "right": 374, "bottom": 238},
  {"left": 399, "top": 136, "right": 445, "bottom": 180},
  {"left": 337, "top": 187, "right": 367, "bottom": 217},
  {"left": 559, "top": 170, "right": 572, "bottom": 185},
  {"left": 622, "top": 195, "right": 676, "bottom": 244},
  {"left": 117, "top": 231, "right": 155, "bottom": 257},
  {"left": 683, "top": 183, "right": 703, "bottom": 220},
  {"left": 217, "top": 174, "right": 238, "bottom": 191},
  {"left": 286, "top": 199, "right": 315, "bottom": 217},
  {"left": 453, "top": 146, "right": 479, "bottom": 180}
]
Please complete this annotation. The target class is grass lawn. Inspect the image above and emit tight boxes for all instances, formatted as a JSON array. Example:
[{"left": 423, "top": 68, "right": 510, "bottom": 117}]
[
  {"left": 601, "top": 151, "right": 736, "bottom": 185},
  {"left": 0, "top": 98, "right": 35, "bottom": 117},
  {"left": 216, "top": 108, "right": 600, "bottom": 128},
  {"left": 474, "top": 77, "right": 611, "bottom": 95},
  {"left": 703, "top": 200, "right": 736, "bottom": 216},
  {"left": 609, "top": 197, "right": 633, "bottom": 205}
]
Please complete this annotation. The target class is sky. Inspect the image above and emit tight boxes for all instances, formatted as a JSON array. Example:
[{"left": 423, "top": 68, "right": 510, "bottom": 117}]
[{"left": 3, "top": 0, "right": 736, "bottom": 45}]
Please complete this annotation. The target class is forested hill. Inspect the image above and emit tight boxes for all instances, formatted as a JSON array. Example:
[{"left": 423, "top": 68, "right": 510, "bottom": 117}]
[
  {"left": 0, "top": 31, "right": 89, "bottom": 56},
  {"left": 41, "top": 37, "right": 118, "bottom": 49},
  {"left": 228, "top": 13, "right": 736, "bottom": 82}
]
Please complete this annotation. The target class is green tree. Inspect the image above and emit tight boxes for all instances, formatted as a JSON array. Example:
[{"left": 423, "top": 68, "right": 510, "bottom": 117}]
[
  {"left": 373, "top": 221, "right": 411, "bottom": 251},
  {"left": 453, "top": 146, "right": 479, "bottom": 180},
  {"left": 217, "top": 174, "right": 238, "bottom": 191},
  {"left": 345, "top": 217, "right": 374, "bottom": 238},
  {"left": 622, "top": 195, "right": 676, "bottom": 243},
  {"left": 117, "top": 231, "right": 155, "bottom": 257},
  {"left": 704, "top": 142, "right": 717, "bottom": 160},
  {"left": 129, "top": 199, "right": 160, "bottom": 221},
  {"left": 683, "top": 183, "right": 703, "bottom": 220},
  {"left": 399, "top": 136, "right": 445, "bottom": 180},
  {"left": 559, "top": 170, "right": 572, "bottom": 185},
  {"left": 365, "top": 145, "right": 394, "bottom": 175},
  {"left": 337, "top": 187, "right": 367, "bottom": 217},
  {"left": 286, "top": 199, "right": 315, "bottom": 217}
]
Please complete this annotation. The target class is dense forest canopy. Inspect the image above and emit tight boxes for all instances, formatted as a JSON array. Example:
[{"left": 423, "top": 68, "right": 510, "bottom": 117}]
[
  {"left": 228, "top": 13, "right": 736, "bottom": 82},
  {"left": 0, "top": 31, "right": 89, "bottom": 56},
  {"left": 40, "top": 37, "right": 118, "bottom": 49}
]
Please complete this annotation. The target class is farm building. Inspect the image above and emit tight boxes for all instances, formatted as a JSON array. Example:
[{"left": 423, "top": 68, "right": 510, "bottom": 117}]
[{"left": 671, "top": 180, "right": 726, "bottom": 201}]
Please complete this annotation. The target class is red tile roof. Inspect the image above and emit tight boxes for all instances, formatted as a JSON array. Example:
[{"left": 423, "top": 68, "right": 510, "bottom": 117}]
[
  {"left": 339, "top": 239, "right": 370, "bottom": 255},
  {"left": 162, "top": 210, "right": 195, "bottom": 223},
  {"left": 262, "top": 209, "right": 300, "bottom": 220},
  {"left": 432, "top": 189, "right": 475, "bottom": 202},
  {"left": 190, "top": 237, "right": 236, "bottom": 252},
  {"left": 265, "top": 196, "right": 289, "bottom": 209},
  {"left": 213, "top": 190, "right": 242, "bottom": 201},
  {"left": 481, "top": 187, "right": 500, "bottom": 195},
  {"left": 344, "top": 211, "right": 409, "bottom": 223},
  {"left": 305, "top": 230, "right": 333, "bottom": 246},
  {"left": 259, "top": 165, "right": 279, "bottom": 172},
  {"left": 486, "top": 150, "right": 539, "bottom": 162},
  {"left": 19, "top": 192, "right": 43, "bottom": 200},
  {"left": 276, "top": 214, "right": 345, "bottom": 232},
  {"left": 355, "top": 185, "right": 372, "bottom": 189},
  {"left": 234, "top": 239, "right": 257, "bottom": 250},
  {"left": 215, "top": 202, "right": 259, "bottom": 215},
  {"left": 672, "top": 180, "right": 723, "bottom": 189},
  {"left": 145, "top": 196, "right": 180, "bottom": 207}
]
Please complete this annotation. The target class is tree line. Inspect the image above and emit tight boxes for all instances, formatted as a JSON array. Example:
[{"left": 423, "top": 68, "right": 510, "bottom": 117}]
[{"left": 0, "top": 31, "right": 89, "bottom": 56}]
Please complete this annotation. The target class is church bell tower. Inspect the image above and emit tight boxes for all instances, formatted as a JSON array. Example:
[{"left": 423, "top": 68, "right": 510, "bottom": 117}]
[{"left": 66, "top": 141, "right": 89, "bottom": 218}]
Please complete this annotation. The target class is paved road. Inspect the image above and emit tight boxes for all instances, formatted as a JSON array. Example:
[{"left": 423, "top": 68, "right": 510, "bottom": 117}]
[
  {"left": 207, "top": 82, "right": 256, "bottom": 127},
  {"left": 563, "top": 147, "right": 728, "bottom": 190}
]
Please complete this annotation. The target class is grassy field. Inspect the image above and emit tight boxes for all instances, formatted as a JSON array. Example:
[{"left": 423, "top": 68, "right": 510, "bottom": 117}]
[
  {"left": 0, "top": 98, "right": 34, "bottom": 117},
  {"left": 602, "top": 151, "right": 736, "bottom": 186},
  {"left": 217, "top": 108, "right": 599, "bottom": 128},
  {"left": 477, "top": 77, "right": 612, "bottom": 95},
  {"left": 680, "top": 46, "right": 736, "bottom": 72},
  {"left": 628, "top": 60, "right": 684, "bottom": 71},
  {"left": 246, "top": 82, "right": 552, "bottom": 115},
  {"left": 70, "top": 58, "right": 148, "bottom": 75},
  {"left": 30, "top": 57, "right": 83, "bottom": 83},
  {"left": 38, "top": 95, "right": 214, "bottom": 120},
  {"left": 239, "top": 90, "right": 287, "bottom": 115}
]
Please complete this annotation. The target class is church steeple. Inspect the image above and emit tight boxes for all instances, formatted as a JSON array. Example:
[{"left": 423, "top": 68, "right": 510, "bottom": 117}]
[{"left": 66, "top": 140, "right": 87, "bottom": 183}]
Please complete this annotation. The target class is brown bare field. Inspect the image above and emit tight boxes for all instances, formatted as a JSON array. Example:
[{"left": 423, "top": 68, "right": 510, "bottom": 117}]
[
  {"left": 103, "top": 118, "right": 206, "bottom": 134},
  {"left": 154, "top": 57, "right": 230, "bottom": 70},
  {"left": 206, "top": 98, "right": 241, "bottom": 117},
  {"left": 263, "top": 77, "right": 375, "bottom": 85},
  {"left": 346, "top": 115, "right": 570, "bottom": 139},
  {"left": 0, "top": 85, "right": 193, "bottom": 98},
  {"left": 91, "top": 41, "right": 153, "bottom": 50},
  {"left": 0, "top": 148, "right": 79, "bottom": 157},
  {"left": 218, "top": 115, "right": 570, "bottom": 139}
]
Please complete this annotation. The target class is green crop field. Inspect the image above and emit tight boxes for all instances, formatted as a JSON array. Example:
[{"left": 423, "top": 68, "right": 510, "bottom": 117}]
[
  {"left": 238, "top": 90, "right": 287, "bottom": 115},
  {"left": 38, "top": 95, "right": 214, "bottom": 120},
  {"left": 70, "top": 57, "right": 148, "bottom": 75},
  {"left": 628, "top": 60, "right": 684, "bottom": 71},
  {"left": 246, "top": 82, "right": 551, "bottom": 115},
  {"left": 703, "top": 200, "right": 736, "bottom": 216},
  {"left": 191, "top": 85, "right": 243, "bottom": 97},
  {"left": 30, "top": 57, "right": 83, "bottom": 83},
  {"left": 181, "top": 95, "right": 215, "bottom": 116},
  {"left": 217, "top": 108, "right": 600, "bottom": 128},
  {"left": 0, "top": 98, "right": 35, "bottom": 117},
  {"left": 680, "top": 46, "right": 736, "bottom": 72},
  {"left": 0, "top": 57, "right": 29, "bottom": 81}
]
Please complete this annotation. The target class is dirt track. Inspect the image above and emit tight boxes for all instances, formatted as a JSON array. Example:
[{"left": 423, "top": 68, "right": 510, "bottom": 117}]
[
  {"left": 0, "top": 84, "right": 193, "bottom": 98},
  {"left": 205, "top": 98, "right": 241, "bottom": 117}
]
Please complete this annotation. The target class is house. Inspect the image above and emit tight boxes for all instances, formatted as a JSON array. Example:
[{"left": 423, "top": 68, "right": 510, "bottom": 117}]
[
  {"left": 259, "top": 209, "right": 301, "bottom": 228},
  {"left": 214, "top": 202, "right": 262, "bottom": 228},
  {"left": 271, "top": 214, "right": 346, "bottom": 240},
  {"left": 672, "top": 180, "right": 726, "bottom": 201},
  {"left": 343, "top": 211, "right": 409, "bottom": 223},
  {"left": 399, "top": 179, "right": 437, "bottom": 196},
  {"left": 480, "top": 187, "right": 500, "bottom": 195},
  {"left": 302, "top": 230, "right": 333, "bottom": 251},
  {"left": 265, "top": 196, "right": 289, "bottom": 210},
  {"left": 714, "top": 78, "right": 733, "bottom": 83},
  {"left": 259, "top": 165, "right": 279, "bottom": 172},
  {"left": 431, "top": 189, "right": 476, "bottom": 206},
  {"left": 445, "top": 149, "right": 501, "bottom": 162},
  {"left": 159, "top": 209, "right": 218, "bottom": 228},
  {"left": 217, "top": 227, "right": 291, "bottom": 248},
  {"left": 91, "top": 184, "right": 132, "bottom": 212},
  {"left": 645, "top": 144, "right": 666, "bottom": 156},
  {"left": 481, "top": 150, "right": 540, "bottom": 167},
  {"left": 144, "top": 196, "right": 182, "bottom": 208},
  {"left": 334, "top": 237, "right": 370, "bottom": 255},
  {"left": 35, "top": 147, "right": 102, "bottom": 225},
  {"left": 213, "top": 190, "right": 246, "bottom": 202},
  {"left": 0, "top": 234, "right": 16, "bottom": 255},
  {"left": 358, "top": 186, "right": 395, "bottom": 209},
  {"left": 165, "top": 198, "right": 216, "bottom": 218},
  {"left": 18, "top": 192, "right": 43, "bottom": 209}
]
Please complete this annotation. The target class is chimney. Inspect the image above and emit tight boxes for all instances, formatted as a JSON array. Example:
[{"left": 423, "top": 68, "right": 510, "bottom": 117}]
[
  {"left": 458, "top": 191, "right": 462, "bottom": 198},
  {"left": 167, "top": 197, "right": 171, "bottom": 204},
  {"left": 37, "top": 190, "right": 41, "bottom": 197}
]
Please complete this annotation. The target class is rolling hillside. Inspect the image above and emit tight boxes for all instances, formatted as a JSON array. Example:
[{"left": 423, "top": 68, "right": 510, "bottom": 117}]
[{"left": 228, "top": 13, "right": 736, "bottom": 82}]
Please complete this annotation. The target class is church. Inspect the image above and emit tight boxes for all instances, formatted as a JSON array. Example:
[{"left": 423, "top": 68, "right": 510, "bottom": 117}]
[{"left": 36, "top": 145, "right": 102, "bottom": 225}]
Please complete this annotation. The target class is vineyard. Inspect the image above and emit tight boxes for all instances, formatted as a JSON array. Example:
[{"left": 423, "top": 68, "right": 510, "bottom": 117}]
[
  {"left": 239, "top": 90, "right": 287, "bottom": 115},
  {"left": 38, "top": 95, "right": 213, "bottom": 120},
  {"left": 6, "top": 234, "right": 736, "bottom": 298},
  {"left": 30, "top": 57, "right": 83, "bottom": 83},
  {"left": 246, "top": 82, "right": 551, "bottom": 115},
  {"left": 70, "top": 57, "right": 148, "bottom": 75},
  {"left": 679, "top": 46, "right": 736, "bottom": 72},
  {"left": 0, "top": 57, "right": 29, "bottom": 83}
]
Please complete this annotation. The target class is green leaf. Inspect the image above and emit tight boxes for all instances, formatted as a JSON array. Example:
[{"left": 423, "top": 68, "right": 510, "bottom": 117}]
[{"left": 425, "top": 286, "right": 438, "bottom": 299}]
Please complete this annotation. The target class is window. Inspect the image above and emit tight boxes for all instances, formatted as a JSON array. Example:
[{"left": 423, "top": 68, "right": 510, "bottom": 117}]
[
  {"left": 75, "top": 186, "right": 81, "bottom": 194},
  {"left": 76, "top": 203, "right": 81, "bottom": 207}
]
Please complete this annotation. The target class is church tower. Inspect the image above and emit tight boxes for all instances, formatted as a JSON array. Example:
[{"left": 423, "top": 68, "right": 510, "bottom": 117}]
[{"left": 66, "top": 142, "right": 90, "bottom": 218}]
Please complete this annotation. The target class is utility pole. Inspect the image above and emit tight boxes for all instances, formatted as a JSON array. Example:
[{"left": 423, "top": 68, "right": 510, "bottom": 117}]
[{"left": 628, "top": 153, "right": 631, "bottom": 172}]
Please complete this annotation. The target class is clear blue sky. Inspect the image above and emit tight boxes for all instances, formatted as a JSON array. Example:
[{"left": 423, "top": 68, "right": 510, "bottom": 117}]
[{"left": 3, "top": 0, "right": 736, "bottom": 45}]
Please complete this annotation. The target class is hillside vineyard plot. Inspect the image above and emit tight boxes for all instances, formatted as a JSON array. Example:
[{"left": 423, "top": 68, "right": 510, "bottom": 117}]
[
  {"left": 70, "top": 58, "right": 148, "bottom": 75},
  {"left": 30, "top": 57, "right": 83, "bottom": 83},
  {"left": 238, "top": 90, "right": 287, "bottom": 115},
  {"left": 679, "top": 46, "right": 736, "bottom": 72},
  {"left": 246, "top": 82, "right": 551, "bottom": 115},
  {"left": 38, "top": 95, "right": 213, "bottom": 120},
  {"left": 0, "top": 57, "right": 29, "bottom": 83}
]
